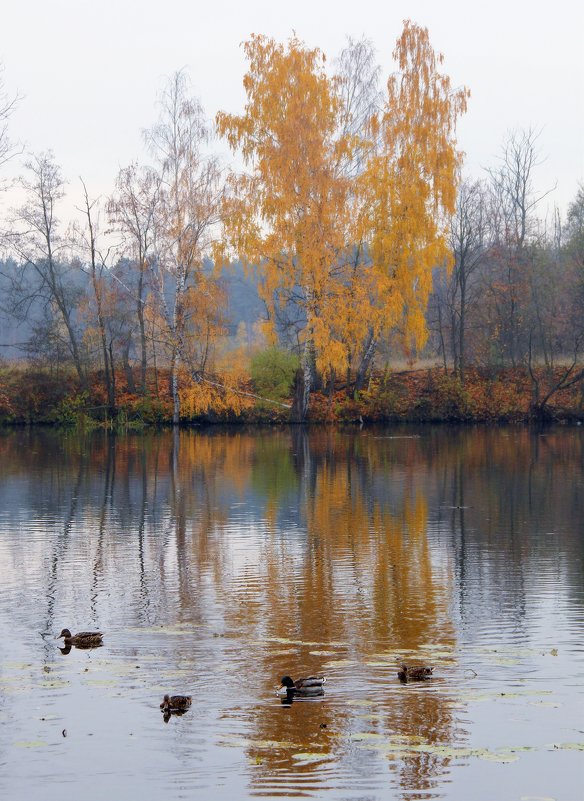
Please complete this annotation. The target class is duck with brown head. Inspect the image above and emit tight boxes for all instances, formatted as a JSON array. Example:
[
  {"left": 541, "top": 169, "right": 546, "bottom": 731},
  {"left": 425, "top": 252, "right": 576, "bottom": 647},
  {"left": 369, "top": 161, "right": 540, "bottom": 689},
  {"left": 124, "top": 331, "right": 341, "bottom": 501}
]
[
  {"left": 56, "top": 629, "right": 103, "bottom": 648},
  {"left": 397, "top": 664, "right": 433, "bottom": 682}
]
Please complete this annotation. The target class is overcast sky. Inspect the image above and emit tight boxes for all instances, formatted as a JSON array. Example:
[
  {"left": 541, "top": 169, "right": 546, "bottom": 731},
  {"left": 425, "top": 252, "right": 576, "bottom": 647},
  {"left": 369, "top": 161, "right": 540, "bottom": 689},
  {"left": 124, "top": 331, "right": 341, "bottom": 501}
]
[{"left": 1, "top": 0, "right": 583, "bottom": 221}]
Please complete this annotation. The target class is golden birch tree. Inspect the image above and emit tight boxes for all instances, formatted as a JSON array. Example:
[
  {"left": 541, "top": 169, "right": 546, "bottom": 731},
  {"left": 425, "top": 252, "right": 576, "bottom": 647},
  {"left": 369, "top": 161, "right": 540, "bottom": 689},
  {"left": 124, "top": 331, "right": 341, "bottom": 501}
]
[
  {"left": 357, "top": 22, "right": 469, "bottom": 383},
  {"left": 217, "top": 35, "right": 359, "bottom": 420},
  {"left": 218, "top": 24, "right": 468, "bottom": 417}
]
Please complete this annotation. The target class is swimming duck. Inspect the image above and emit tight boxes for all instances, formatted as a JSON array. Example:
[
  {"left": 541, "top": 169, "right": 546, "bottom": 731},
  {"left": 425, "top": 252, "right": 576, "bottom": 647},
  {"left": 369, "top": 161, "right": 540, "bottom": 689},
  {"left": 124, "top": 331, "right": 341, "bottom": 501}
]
[
  {"left": 398, "top": 664, "right": 433, "bottom": 682},
  {"left": 280, "top": 675, "right": 326, "bottom": 697},
  {"left": 56, "top": 629, "right": 103, "bottom": 647},
  {"left": 160, "top": 694, "right": 192, "bottom": 712}
]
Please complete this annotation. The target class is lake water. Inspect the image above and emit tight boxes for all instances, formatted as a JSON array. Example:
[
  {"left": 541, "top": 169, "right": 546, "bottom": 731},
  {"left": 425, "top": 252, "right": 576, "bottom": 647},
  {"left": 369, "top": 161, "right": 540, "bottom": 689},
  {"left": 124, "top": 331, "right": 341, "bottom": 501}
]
[{"left": 0, "top": 425, "right": 582, "bottom": 800}]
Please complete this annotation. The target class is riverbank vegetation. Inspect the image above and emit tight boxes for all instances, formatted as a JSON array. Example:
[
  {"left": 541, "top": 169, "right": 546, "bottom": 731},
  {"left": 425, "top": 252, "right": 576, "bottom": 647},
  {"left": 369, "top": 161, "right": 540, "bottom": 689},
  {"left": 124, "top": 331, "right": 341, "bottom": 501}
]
[
  {"left": 1, "top": 361, "right": 583, "bottom": 427},
  {"left": 0, "top": 22, "right": 583, "bottom": 427}
]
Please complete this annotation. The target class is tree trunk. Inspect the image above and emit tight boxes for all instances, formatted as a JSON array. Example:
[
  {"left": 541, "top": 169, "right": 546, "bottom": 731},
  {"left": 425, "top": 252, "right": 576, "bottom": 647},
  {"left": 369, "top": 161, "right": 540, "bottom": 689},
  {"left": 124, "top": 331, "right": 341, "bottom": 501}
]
[
  {"left": 355, "top": 332, "right": 377, "bottom": 394},
  {"left": 458, "top": 269, "right": 466, "bottom": 384},
  {"left": 301, "top": 338, "right": 312, "bottom": 420},
  {"left": 137, "top": 260, "right": 148, "bottom": 395},
  {"left": 171, "top": 348, "right": 180, "bottom": 425},
  {"left": 290, "top": 367, "right": 306, "bottom": 423}
]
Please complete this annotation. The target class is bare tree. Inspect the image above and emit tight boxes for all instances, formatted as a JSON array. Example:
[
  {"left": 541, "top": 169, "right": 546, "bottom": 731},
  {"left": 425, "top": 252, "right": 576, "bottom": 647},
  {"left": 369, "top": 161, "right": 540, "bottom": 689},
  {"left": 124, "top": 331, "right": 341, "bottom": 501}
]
[
  {"left": 335, "top": 38, "right": 383, "bottom": 394},
  {"left": 447, "top": 179, "right": 490, "bottom": 380},
  {"left": 525, "top": 188, "right": 584, "bottom": 418},
  {"left": 145, "top": 71, "right": 223, "bottom": 424},
  {"left": 335, "top": 37, "right": 381, "bottom": 178},
  {"left": 0, "top": 63, "right": 20, "bottom": 176},
  {"left": 486, "top": 128, "right": 554, "bottom": 366},
  {"left": 108, "top": 163, "right": 161, "bottom": 395},
  {"left": 73, "top": 179, "right": 116, "bottom": 413},
  {"left": 7, "top": 152, "right": 87, "bottom": 384},
  {"left": 565, "top": 184, "right": 584, "bottom": 271}
]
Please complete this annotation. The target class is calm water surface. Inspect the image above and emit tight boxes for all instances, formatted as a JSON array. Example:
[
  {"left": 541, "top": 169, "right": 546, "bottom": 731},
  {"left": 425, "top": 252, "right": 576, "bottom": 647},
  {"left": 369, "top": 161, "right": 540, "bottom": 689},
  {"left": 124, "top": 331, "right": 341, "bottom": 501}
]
[{"left": 0, "top": 426, "right": 582, "bottom": 800}]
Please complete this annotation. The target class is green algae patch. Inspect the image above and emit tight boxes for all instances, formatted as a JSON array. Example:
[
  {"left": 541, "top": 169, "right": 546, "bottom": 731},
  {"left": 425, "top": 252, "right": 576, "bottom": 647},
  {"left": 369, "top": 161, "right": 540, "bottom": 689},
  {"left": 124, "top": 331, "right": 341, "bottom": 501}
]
[
  {"left": 261, "top": 637, "right": 347, "bottom": 648},
  {"left": 479, "top": 751, "right": 519, "bottom": 763},
  {"left": 520, "top": 796, "right": 556, "bottom": 801},
  {"left": 350, "top": 732, "right": 540, "bottom": 764},
  {"left": 125, "top": 625, "right": 199, "bottom": 636},
  {"left": 13, "top": 740, "right": 48, "bottom": 748},
  {"left": 220, "top": 735, "right": 297, "bottom": 750},
  {"left": 292, "top": 752, "right": 334, "bottom": 764},
  {"left": 40, "top": 679, "right": 70, "bottom": 689},
  {"left": 345, "top": 699, "right": 376, "bottom": 707},
  {"left": 546, "top": 741, "right": 584, "bottom": 751}
]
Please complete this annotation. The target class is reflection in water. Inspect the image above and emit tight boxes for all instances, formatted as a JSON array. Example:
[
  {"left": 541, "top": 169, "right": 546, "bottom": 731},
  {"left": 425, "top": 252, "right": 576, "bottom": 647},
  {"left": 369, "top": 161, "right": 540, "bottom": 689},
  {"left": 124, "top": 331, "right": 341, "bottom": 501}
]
[
  {"left": 0, "top": 426, "right": 583, "bottom": 801},
  {"left": 162, "top": 708, "right": 190, "bottom": 724},
  {"left": 58, "top": 642, "right": 103, "bottom": 654}
]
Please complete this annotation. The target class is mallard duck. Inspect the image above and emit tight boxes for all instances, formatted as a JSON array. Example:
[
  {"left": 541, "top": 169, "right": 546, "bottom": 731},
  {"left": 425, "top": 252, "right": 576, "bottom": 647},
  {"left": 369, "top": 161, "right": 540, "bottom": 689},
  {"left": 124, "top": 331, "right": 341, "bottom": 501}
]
[
  {"left": 160, "top": 694, "right": 192, "bottom": 712},
  {"left": 280, "top": 675, "right": 326, "bottom": 697},
  {"left": 398, "top": 664, "right": 433, "bottom": 682},
  {"left": 56, "top": 629, "right": 103, "bottom": 647}
]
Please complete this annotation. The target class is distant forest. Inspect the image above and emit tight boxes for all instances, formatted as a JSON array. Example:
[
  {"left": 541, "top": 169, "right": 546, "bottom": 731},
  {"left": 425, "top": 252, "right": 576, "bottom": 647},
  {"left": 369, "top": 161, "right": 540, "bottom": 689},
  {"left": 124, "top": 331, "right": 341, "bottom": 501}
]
[{"left": 0, "top": 22, "right": 583, "bottom": 425}]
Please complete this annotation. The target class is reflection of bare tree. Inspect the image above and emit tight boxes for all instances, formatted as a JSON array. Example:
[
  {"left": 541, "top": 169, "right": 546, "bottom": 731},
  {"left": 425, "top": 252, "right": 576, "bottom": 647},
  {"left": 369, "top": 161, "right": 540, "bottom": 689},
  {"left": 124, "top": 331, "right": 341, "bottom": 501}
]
[
  {"left": 136, "top": 435, "right": 150, "bottom": 619},
  {"left": 90, "top": 433, "right": 115, "bottom": 618},
  {"left": 42, "top": 433, "right": 86, "bottom": 660}
]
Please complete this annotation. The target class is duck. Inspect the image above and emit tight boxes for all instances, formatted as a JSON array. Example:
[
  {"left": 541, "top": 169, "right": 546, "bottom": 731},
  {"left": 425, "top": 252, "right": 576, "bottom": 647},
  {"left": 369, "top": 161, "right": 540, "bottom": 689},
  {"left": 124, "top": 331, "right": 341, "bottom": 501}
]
[
  {"left": 280, "top": 675, "right": 326, "bottom": 697},
  {"left": 160, "top": 694, "right": 192, "bottom": 712},
  {"left": 398, "top": 664, "right": 433, "bottom": 682},
  {"left": 56, "top": 629, "right": 103, "bottom": 647}
]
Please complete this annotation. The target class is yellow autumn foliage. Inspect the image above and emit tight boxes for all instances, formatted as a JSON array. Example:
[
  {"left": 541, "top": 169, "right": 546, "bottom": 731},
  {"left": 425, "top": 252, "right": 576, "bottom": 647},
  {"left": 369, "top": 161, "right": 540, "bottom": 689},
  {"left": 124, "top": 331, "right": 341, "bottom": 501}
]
[
  {"left": 178, "top": 355, "right": 254, "bottom": 418},
  {"left": 217, "top": 22, "right": 468, "bottom": 406}
]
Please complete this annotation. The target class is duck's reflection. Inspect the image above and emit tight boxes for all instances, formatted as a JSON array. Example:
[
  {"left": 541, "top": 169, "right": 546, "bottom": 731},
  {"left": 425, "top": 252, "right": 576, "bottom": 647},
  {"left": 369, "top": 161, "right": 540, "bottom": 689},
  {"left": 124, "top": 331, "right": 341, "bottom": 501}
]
[
  {"left": 162, "top": 708, "right": 190, "bottom": 724},
  {"left": 58, "top": 642, "right": 103, "bottom": 655}
]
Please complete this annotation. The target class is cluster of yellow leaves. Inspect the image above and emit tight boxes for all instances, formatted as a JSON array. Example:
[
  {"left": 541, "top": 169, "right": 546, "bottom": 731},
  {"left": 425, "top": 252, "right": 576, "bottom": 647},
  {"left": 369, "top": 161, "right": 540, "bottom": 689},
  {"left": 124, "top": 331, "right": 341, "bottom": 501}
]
[
  {"left": 360, "top": 23, "right": 469, "bottom": 357},
  {"left": 178, "top": 356, "right": 254, "bottom": 418},
  {"left": 217, "top": 34, "right": 354, "bottom": 380}
]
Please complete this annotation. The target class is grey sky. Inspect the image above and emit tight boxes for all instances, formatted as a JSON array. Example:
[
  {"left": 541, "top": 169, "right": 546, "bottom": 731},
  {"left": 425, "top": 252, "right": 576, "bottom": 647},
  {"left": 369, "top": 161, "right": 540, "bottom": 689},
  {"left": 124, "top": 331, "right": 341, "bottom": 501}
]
[{"left": 1, "top": 0, "right": 583, "bottom": 220}]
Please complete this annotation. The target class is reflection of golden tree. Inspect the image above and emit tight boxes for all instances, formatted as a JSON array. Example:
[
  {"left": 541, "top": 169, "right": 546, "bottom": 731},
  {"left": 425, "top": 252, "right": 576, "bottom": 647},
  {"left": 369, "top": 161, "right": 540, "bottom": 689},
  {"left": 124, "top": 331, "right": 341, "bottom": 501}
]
[
  {"left": 3, "top": 425, "right": 583, "bottom": 797},
  {"left": 197, "top": 427, "right": 459, "bottom": 797}
]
